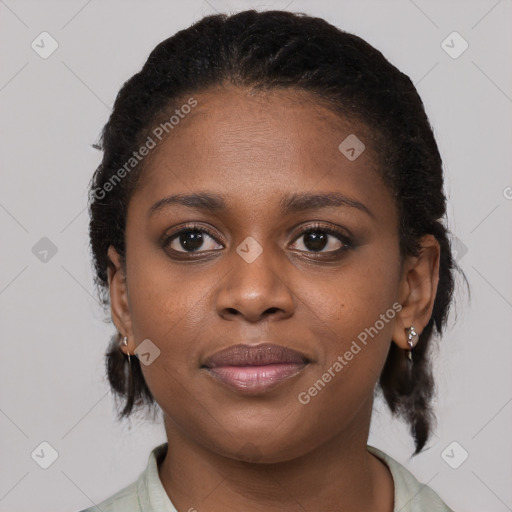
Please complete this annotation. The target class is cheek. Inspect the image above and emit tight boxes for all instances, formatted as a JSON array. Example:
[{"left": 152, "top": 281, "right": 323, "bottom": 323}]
[
  {"left": 296, "top": 243, "right": 401, "bottom": 408},
  {"left": 294, "top": 282, "right": 399, "bottom": 440},
  {"left": 304, "top": 244, "right": 401, "bottom": 352},
  {"left": 125, "top": 235, "right": 208, "bottom": 340},
  {"left": 124, "top": 254, "right": 210, "bottom": 415},
  {"left": 123, "top": 246, "right": 219, "bottom": 413}
]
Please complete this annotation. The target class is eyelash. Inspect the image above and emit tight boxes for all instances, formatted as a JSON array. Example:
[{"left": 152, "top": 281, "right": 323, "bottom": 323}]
[{"left": 162, "top": 222, "right": 354, "bottom": 258}]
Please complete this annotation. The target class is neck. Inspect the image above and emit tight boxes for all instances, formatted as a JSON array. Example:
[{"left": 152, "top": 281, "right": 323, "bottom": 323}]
[{"left": 158, "top": 398, "right": 393, "bottom": 512}]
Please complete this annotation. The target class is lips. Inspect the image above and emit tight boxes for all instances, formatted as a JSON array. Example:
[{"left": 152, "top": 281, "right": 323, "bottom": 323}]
[
  {"left": 202, "top": 343, "right": 309, "bottom": 394},
  {"left": 203, "top": 343, "right": 308, "bottom": 367}
]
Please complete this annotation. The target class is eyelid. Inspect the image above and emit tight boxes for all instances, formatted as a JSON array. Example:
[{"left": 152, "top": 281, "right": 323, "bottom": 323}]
[
  {"left": 290, "top": 221, "right": 352, "bottom": 241},
  {"left": 161, "top": 223, "right": 223, "bottom": 246},
  {"left": 289, "top": 222, "right": 353, "bottom": 253}
]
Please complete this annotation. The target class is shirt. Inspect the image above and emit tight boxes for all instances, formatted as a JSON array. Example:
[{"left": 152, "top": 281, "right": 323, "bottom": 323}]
[{"left": 78, "top": 443, "right": 454, "bottom": 511}]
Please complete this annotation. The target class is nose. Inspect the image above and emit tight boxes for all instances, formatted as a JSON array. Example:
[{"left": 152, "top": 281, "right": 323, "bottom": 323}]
[{"left": 214, "top": 242, "right": 295, "bottom": 323}]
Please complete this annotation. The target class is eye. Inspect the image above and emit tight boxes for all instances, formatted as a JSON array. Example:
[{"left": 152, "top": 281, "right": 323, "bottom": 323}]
[
  {"left": 163, "top": 224, "right": 223, "bottom": 253},
  {"left": 289, "top": 223, "right": 352, "bottom": 254},
  {"left": 162, "top": 222, "right": 353, "bottom": 256}
]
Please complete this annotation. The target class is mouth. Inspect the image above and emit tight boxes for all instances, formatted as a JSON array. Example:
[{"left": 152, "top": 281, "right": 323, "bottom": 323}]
[{"left": 201, "top": 343, "right": 310, "bottom": 395}]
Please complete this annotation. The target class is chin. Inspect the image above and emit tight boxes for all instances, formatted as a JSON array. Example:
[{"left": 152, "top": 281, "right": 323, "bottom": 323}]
[{"left": 208, "top": 427, "right": 317, "bottom": 465}]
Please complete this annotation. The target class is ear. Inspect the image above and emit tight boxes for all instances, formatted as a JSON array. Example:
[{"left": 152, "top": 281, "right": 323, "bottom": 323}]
[
  {"left": 392, "top": 234, "right": 440, "bottom": 349},
  {"left": 107, "top": 245, "right": 134, "bottom": 356}
]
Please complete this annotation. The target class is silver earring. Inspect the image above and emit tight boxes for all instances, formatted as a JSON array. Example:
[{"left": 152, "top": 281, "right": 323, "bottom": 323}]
[
  {"left": 406, "top": 326, "right": 419, "bottom": 361},
  {"left": 121, "top": 335, "right": 131, "bottom": 366}
]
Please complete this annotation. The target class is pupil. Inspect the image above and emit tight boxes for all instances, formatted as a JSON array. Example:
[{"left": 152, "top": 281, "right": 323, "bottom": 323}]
[
  {"left": 304, "top": 231, "right": 327, "bottom": 252},
  {"left": 180, "top": 231, "right": 203, "bottom": 251},
  {"left": 177, "top": 230, "right": 329, "bottom": 252}
]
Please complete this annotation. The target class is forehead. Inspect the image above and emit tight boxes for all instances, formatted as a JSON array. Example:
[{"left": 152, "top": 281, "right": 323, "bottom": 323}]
[{"left": 130, "top": 86, "right": 392, "bottom": 221}]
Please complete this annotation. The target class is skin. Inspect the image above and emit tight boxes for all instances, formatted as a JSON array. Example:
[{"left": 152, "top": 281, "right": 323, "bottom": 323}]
[{"left": 107, "top": 85, "right": 440, "bottom": 512}]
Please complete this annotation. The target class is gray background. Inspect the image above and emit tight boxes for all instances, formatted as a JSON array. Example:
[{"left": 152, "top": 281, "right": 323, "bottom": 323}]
[{"left": 1, "top": 0, "right": 511, "bottom": 511}]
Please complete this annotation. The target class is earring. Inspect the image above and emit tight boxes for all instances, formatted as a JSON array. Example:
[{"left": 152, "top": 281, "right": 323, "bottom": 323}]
[
  {"left": 406, "top": 326, "right": 419, "bottom": 361},
  {"left": 120, "top": 335, "right": 131, "bottom": 366}
]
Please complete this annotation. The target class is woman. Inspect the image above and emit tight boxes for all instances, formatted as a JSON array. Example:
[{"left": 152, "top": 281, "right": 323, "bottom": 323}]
[{"left": 82, "top": 9, "right": 460, "bottom": 511}]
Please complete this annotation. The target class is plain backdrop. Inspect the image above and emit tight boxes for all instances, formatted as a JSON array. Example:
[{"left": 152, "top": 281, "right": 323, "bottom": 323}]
[{"left": 1, "top": 1, "right": 511, "bottom": 511}]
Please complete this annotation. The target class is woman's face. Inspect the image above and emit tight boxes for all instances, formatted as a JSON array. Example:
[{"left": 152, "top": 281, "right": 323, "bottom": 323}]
[{"left": 110, "top": 86, "right": 415, "bottom": 462}]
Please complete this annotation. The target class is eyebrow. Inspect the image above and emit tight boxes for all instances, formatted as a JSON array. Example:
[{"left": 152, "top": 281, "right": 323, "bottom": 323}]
[{"left": 148, "top": 191, "right": 375, "bottom": 219}]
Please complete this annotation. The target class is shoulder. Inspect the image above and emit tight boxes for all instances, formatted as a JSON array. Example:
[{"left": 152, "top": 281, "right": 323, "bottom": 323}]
[
  {"left": 77, "top": 480, "right": 139, "bottom": 512},
  {"left": 76, "top": 443, "right": 171, "bottom": 512},
  {"left": 367, "top": 445, "right": 454, "bottom": 512}
]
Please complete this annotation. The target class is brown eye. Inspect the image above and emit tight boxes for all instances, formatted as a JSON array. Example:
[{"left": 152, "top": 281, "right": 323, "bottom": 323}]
[
  {"left": 163, "top": 226, "right": 223, "bottom": 253},
  {"left": 290, "top": 225, "right": 353, "bottom": 254}
]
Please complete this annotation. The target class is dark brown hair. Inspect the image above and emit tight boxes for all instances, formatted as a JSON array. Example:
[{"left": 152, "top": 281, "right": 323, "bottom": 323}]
[{"left": 88, "top": 9, "right": 465, "bottom": 454}]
